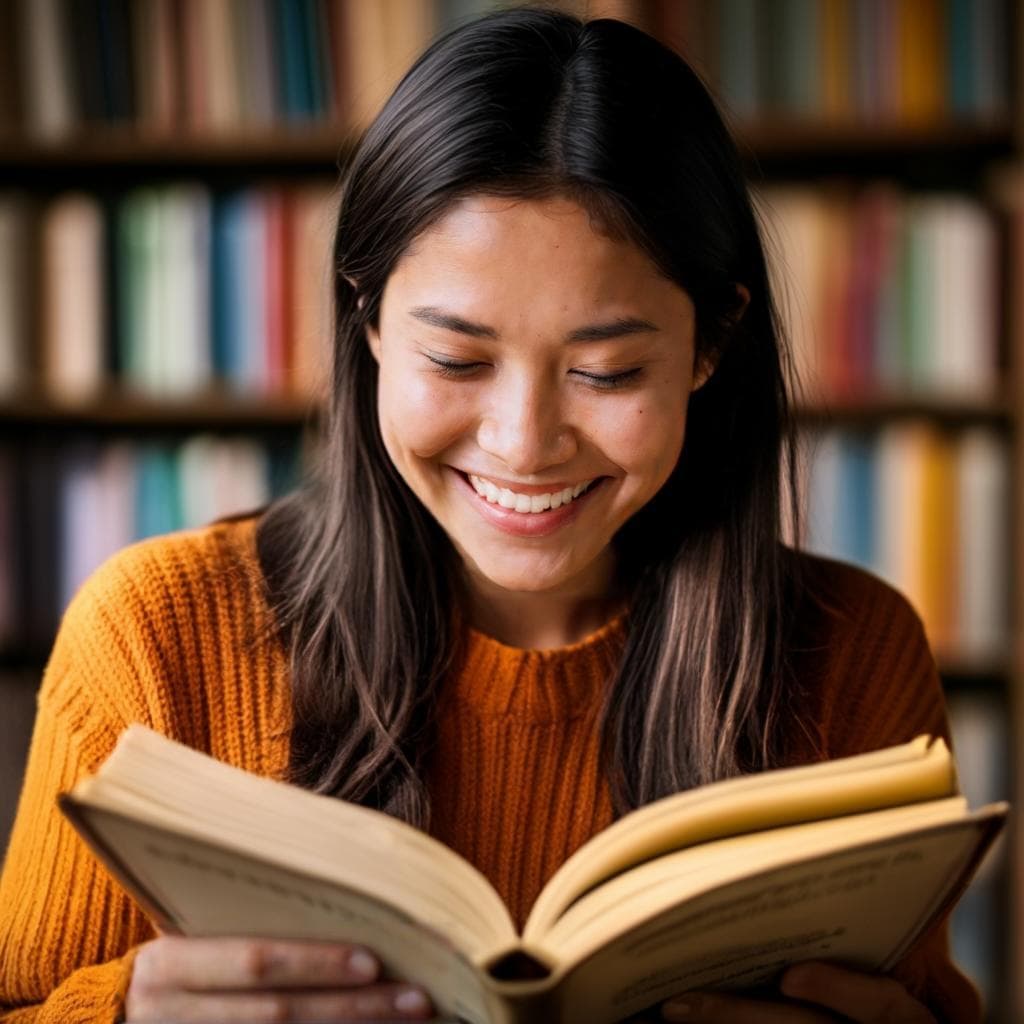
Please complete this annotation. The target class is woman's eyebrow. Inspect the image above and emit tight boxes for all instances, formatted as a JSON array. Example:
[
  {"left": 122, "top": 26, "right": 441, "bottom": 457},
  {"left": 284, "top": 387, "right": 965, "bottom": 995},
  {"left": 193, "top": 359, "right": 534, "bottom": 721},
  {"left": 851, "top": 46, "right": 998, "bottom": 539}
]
[{"left": 408, "top": 305, "right": 659, "bottom": 341}]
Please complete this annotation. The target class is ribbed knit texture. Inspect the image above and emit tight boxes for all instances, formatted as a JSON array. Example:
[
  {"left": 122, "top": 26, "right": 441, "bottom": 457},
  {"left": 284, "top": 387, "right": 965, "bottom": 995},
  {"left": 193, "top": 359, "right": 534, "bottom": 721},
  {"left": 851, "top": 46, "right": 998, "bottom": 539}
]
[{"left": 0, "top": 517, "right": 981, "bottom": 1022}]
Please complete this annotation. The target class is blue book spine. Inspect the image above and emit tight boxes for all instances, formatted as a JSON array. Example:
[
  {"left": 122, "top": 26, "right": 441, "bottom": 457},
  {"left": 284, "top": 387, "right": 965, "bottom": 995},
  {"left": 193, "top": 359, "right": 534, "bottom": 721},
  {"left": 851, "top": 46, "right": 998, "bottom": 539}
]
[
  {"left": 300, "top": 0, "right": 326, "bottom": 118},
  {"left": 947, "top": 0, "right": 974, "bottom": 115},
  {"left": 276, "top": 0, "right": 311, "bottom": 120},
  {"left": 717, "top": 0, "right": 760, "bottom": 119},
  {"left": 211, "top": 196, "right": 233, "bottom": 382},
  {"left": 841, "top": 433, "right": 876, "bottom": 571},
  {"left": 135, "top": 445, "right": 183, "bottom": 539}
]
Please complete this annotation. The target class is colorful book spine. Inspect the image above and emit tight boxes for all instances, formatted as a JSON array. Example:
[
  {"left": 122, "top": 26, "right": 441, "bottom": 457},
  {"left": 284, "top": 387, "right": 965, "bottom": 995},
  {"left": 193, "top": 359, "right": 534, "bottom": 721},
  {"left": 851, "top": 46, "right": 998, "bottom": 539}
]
[
  {"left": 800, "top": 423, "right": 1009, "bottom": 664},
  {"left": 6, "top": 0, "right": 1011, "bottom": 138},
  {"left": 759, "top": 184, "right": 999, "bottom": 403}
]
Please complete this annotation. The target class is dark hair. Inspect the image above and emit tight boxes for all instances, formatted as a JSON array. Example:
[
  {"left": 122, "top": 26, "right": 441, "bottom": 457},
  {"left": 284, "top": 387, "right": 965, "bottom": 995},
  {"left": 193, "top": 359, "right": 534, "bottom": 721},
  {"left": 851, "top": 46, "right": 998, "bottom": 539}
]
[{"left": 257, "top": 6, "right": 803, "bottom": 826}]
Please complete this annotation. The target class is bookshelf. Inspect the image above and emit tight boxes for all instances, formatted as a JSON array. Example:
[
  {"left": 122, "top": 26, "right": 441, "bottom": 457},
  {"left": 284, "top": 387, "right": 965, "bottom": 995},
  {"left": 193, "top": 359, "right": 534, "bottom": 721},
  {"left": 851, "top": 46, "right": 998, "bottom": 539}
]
[{"left": 0, "top": 0, "right": 1018, "bottom": 1021}]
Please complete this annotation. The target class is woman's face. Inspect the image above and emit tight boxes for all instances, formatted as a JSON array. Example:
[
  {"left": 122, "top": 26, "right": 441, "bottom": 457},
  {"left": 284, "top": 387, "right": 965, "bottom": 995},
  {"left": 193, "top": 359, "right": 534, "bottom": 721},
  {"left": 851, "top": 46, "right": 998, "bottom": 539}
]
[{"left": 366, "top": 194, "right": 705, "bottom": 601}]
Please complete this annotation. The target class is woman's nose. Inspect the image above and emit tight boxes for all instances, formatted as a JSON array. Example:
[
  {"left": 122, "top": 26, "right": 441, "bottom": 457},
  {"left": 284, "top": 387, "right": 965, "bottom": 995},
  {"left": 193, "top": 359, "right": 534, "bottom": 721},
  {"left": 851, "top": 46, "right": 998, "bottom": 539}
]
[{"left": 476, "top": 377, "right": 576, "bottom": 475}]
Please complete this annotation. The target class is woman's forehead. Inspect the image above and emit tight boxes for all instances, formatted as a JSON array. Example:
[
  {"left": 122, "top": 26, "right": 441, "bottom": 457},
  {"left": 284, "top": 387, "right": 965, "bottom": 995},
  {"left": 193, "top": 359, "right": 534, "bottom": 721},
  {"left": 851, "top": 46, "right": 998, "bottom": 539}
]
[{"left": 387, "top": 195, "right": 674, "bottom": 309}]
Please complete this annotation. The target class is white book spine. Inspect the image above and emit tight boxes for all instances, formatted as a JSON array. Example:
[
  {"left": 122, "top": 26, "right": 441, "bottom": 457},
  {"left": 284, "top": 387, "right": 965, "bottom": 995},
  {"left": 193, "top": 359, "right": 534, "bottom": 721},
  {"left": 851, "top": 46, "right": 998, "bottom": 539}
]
[
  {"left": 43, "top": 194, "right": 106, "bottom": 401},
  {"left": 955, "top": 428, "right": 1009, "bottom": 661},
  {"left": 19, "top": 0, "right": 74, "bottom": 138}
]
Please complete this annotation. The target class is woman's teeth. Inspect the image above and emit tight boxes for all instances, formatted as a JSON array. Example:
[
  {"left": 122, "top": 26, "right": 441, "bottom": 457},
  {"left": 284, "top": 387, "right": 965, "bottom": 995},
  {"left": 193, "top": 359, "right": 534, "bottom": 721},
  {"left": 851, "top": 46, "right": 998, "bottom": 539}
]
[{"left": 467, "top": 474, "right": 596, "bottom": 513}]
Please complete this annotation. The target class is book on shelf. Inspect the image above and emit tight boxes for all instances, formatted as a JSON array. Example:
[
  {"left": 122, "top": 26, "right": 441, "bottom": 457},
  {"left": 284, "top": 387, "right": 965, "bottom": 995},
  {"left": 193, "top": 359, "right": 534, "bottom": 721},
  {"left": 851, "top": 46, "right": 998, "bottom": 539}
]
[
  {"left": 0, "top": 0, "right": 1010, "bottom": 141},
  {"left": 0, "top": 436, "right": 300, "bottom": 647},
  {"left": 0, "top": 183, "right": 335, "bottom": 403},
  {"left": 60, "top": 725, "right": 1005, "bottom": 1024},
  {"left": 801, "top": 423, "right": 1010, "bottom": 664},
  {"left": 760, "top": 184, "right": 999, "bottom": 405},
  {"left": 946, "top": 694, "right": 1008, "bottom": 1004}
]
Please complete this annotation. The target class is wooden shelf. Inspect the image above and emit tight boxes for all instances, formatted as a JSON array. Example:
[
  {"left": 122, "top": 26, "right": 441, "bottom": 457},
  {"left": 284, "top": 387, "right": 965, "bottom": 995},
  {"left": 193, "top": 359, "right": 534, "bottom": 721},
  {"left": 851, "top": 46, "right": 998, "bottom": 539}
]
[
  {"left": 0, "top": 391, "right": 318, "bottom": 429},
  {"left": 0, "top": 118, "right": 1011, "bottom": 178},
  {"left": 793, "top": 393, "right": 1014, "bottom": 428},
  {"left": 0, "top": 126, "right": 354, "bottom": 168},
  {"left": 737, "top": 117, "right": 1014, "bottom": 157},
  {"left": 939, "top": 658, "right": 1013, "bottom": 690}
]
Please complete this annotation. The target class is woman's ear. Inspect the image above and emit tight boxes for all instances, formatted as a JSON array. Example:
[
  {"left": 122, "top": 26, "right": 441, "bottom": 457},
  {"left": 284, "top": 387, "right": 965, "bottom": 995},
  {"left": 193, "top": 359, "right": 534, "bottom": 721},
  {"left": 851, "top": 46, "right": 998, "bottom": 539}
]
[
  {"left": 731, "top": 283, "right": 751, "bottom": 323},
  {"left": 344, "top": 274, "right": 379, "bottom": 361},
  {"left": 344, "top": 274, "right": 366, "bottom": 311},
  {"left": 366, "top": 323, "right": 381, "bottom": 363},
  {"left": 691, "top": 283, "right": 750, "bottom": 392}
]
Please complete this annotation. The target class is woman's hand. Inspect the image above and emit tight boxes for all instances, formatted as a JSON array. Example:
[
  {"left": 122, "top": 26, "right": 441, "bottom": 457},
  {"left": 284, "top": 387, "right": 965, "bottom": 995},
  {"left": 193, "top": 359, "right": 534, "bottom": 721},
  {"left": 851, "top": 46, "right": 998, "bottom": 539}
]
[
  {"left": 654, "top": 962, "right": 936, "bottom": 1022},
  {"left": 125, "top": 936, "right": 435, "bottom": 1022}
]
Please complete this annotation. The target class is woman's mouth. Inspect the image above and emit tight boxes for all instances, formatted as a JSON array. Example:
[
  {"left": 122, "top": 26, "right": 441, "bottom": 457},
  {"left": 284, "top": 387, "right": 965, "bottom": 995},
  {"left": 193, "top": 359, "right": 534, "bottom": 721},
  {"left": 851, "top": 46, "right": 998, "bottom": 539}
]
[
  {"left": 453, "top": 469, "right": 607, "bottom": 537},
  {"left": 467, "top": 473, "right": 598, "bottom": 513}
]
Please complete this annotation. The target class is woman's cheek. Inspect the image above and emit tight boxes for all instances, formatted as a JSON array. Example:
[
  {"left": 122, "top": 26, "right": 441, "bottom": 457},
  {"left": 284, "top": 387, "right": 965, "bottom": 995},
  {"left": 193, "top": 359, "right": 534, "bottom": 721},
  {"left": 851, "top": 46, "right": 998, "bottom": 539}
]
[
  {"left": 386, "top": 374, "right": 478, "bottom": 458},
  {"left": 588, "top": 395, "right": 687, "bottom": 482}
]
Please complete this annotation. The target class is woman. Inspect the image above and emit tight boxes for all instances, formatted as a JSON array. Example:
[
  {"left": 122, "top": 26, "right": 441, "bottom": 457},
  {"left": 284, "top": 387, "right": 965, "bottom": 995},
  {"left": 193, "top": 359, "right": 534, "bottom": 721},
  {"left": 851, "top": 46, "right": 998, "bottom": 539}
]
[{"left": 0, "top": 8, "right": 979, "bottom": 1023}]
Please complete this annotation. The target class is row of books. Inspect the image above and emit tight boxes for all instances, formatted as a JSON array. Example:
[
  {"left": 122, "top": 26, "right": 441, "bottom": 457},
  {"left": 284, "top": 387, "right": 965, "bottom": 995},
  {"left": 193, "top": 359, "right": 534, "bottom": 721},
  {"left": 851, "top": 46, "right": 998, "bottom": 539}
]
[
  {"left": 794, "top": 424, "right": 1009, "bottom": 664},
  {"left": 0, "top": 0, "right": 1009, "bottom": 141},
  {"left": 760, "top": 185, "right": 1000, "bottom": 403},
  {"left": 0, "top": 184, "right": 335, "bottom": 400},
  {"left": 663, "top": 0, "right": 1011, "bottom": 125},
  {"left": 0, "top": 181, "right": 1005, "bottom": 406},
  {"left": 2, "top": 0, "right": 425, "bottom": 138},
  {"left": 0, "top": 436, "right": 301, "bottom": 651}
]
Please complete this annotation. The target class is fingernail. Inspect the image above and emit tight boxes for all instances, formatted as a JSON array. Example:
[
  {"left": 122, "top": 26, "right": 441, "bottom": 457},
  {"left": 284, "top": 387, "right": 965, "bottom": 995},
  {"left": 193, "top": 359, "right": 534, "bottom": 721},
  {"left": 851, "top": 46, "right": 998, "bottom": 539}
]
[
  {"left": 347, "top": 948, "right": 378, "bottom": 980},
  {"left": 662, "top": 995, "right": 699, "bottom": 1020},
  {"left": 394, "top": 987, "right": 431, "bottom": 1015}
]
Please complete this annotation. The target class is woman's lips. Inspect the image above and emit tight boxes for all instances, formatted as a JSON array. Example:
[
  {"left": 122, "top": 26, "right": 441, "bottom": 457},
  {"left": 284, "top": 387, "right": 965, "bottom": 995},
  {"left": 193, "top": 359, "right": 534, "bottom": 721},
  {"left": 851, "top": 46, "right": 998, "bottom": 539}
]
[{"left": 451, "top": 468, "right": 606, "bottom": 538}]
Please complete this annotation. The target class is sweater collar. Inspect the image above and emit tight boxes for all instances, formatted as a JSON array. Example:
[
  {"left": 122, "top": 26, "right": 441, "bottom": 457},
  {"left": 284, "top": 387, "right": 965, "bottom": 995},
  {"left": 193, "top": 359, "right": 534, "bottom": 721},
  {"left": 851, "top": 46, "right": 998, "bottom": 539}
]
[{"left": 443, "top": 611, "right": 629, "bottom": 720}]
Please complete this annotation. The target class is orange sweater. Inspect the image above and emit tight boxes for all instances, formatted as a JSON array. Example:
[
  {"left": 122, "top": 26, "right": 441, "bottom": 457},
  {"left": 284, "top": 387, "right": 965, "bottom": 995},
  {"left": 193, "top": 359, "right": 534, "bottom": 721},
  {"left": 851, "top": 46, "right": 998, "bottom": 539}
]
[{"left": 0, "top": 517, "right": 981, "bottom": 1022}]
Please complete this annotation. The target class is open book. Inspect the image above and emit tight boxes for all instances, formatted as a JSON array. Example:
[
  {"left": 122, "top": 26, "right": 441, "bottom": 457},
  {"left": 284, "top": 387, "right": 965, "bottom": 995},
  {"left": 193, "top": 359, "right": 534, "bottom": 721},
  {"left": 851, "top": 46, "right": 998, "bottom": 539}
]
[{"left": 59, "top": 726, "right": 1005, "bottom": 1024}]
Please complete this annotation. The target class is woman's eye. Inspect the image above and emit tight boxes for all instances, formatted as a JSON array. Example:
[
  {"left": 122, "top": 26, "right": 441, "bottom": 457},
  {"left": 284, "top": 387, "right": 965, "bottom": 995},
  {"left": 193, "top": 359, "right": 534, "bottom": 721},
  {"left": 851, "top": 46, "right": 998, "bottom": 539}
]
[
  {"left": 425, "top": 355, "right": 483, "bottom": 378},
  {"left": 573, "top": 368, "right": 643, "bottom": 389}
]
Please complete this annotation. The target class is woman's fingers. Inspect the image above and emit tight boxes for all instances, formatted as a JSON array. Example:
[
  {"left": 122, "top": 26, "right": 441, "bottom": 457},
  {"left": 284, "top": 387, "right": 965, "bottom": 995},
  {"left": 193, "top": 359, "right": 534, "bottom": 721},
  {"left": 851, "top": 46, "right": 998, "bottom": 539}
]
[
  {"left": 660, "top": 989, "right": 839, "bottom": 1022},
  {"left": 132, "top": 936, "right": 381, "bottom": 990},
  {"left": 657, "top": 964, "right": 938, "bottom": 1024},
  {"left": 780, "top": 963, "right": 937, "bottom": 1023},
  {"left": 127, "top": 982, "right": 434, "bottom": 1021},
  {"left": 126, "top": 936, "right": 436, "bottom": 1021}
]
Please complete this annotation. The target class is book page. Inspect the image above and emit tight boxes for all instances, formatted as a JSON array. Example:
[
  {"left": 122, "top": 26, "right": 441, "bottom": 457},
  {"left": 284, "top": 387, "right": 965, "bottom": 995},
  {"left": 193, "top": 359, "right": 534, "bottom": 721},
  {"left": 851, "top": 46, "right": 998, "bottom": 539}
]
[
  {"left": 540, "top": 808, "right": 1003, "bottom": 1024},
  {"left": 68, "top": 725, "right": 516, "bottom": 950},
  {"left": 69, "top": 805, "right": 504, "bottom": 1024},
  {"left": 526, "top": 736, "right": 952, "bottom": 939}
]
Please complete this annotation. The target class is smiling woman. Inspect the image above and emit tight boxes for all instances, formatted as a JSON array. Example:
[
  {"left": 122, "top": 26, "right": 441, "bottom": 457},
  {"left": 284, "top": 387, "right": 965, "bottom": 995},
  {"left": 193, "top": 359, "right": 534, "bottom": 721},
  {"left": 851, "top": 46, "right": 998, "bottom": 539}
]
[
  {"left": 0, "top": 7, "right": 982, "bottom": 1024},
  {"left": 365, "top": 195, "right": 703, "bottom": 646}
]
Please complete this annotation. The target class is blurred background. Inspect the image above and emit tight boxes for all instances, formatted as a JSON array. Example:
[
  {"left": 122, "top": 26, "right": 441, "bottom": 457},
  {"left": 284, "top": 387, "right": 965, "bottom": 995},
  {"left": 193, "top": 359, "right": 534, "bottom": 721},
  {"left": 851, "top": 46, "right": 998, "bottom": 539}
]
[{"left": 0, "top": 0, "right": 1017, "bottom": 1020}]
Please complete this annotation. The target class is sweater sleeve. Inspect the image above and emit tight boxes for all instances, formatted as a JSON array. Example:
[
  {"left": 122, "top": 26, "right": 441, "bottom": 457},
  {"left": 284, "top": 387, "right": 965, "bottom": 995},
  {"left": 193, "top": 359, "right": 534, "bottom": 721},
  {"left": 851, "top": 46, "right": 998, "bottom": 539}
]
[
  {"left": 793, "top": 555, "right": 983, "bottom": 1024},
  {"left": 0, "top": 546, "right": 174, "bottom": 1022}
]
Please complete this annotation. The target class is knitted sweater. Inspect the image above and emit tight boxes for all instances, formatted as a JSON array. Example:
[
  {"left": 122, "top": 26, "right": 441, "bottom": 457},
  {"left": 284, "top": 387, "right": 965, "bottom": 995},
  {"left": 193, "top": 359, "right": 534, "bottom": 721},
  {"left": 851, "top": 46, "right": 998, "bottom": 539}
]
[{"left": 0, "top": 517, "right": 981, "bottom": 1023}]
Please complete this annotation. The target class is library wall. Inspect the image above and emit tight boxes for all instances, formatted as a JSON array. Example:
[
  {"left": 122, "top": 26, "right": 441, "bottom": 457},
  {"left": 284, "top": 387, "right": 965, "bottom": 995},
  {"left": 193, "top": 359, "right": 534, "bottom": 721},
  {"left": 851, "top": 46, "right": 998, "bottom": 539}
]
[{"left": 0, "top": 1, "right": 1017, "bottom": 1021}]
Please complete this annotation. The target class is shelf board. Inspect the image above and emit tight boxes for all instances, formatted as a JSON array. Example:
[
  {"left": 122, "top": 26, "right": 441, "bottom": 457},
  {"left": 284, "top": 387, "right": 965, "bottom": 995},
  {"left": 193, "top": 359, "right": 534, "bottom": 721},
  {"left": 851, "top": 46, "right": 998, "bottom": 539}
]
[
  {"left": 0, "top": 118, "right": 1012, "bottom": 175},
  {"left": 793, "top": 393, "right": 1014, "bottom": 427},
  {"left": 0, "top": 391, "right": 318, "bottom": 429},
  {"left": 737, "top": 117, "right": 1013, "bottom": 157},
  {"left": 939, "top": 657, "right": 1013, "bottom": 690},
  {"left": 0, "top": 125, "right": 355, "bottom": 169}
]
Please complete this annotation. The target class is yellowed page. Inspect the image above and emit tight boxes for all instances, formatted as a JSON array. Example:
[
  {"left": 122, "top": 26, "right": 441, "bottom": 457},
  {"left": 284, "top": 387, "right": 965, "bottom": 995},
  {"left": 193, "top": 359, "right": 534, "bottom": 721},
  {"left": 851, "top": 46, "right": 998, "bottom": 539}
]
[
  {"left": 65, "top": 805, "right": 504, "bottom": 1024},
  {"left": 542, "top": 797, "right": 968, "bottom": 955},
  {"left": 525, "top": 736, "right": 952, "bottom": 938},
  {"left": 537, "top": 804, "right": 1004, "bottom": 1023},
  {"left": 66, "top": 725, "right": 515, "bottom": 950}
]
